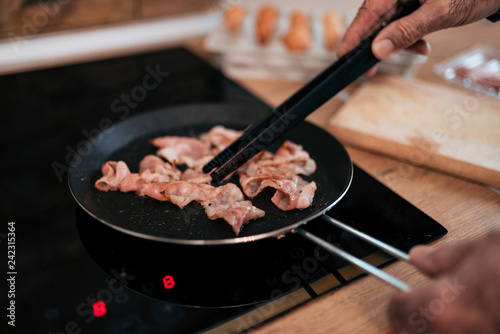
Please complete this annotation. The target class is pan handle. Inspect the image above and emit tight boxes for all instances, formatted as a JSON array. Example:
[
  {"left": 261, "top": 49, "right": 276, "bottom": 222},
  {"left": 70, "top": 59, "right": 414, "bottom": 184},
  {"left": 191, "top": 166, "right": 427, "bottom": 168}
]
[
  {"left": 320, "top": 214, "right": 410, "bottom": 262},
  {"left": 294, "top": 227, "right": 411, "bottom": 292}
]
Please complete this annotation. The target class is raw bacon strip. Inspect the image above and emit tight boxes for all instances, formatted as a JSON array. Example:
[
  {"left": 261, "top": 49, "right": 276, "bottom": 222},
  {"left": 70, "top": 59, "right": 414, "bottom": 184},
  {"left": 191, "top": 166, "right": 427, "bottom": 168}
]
[
  {"left": 166, "top": 182, "right": 216, "bottom": 209},
  {"left": 238, "top": 141, "right": 316, "bottom": 177},
  {"left": 136, "top": 182, "right": 171, "bottom": 202},
  {"left": 240, "top": 170, "right": 316, "bottom": 210},
  {"left": 273, "top": 141, "right": 316, "bottom": 175},
  {"left": 152, "top": 127, "right": 241, "bottom": 170},
  {"left": 271, "top": 181, "right": 317, "bottom": 211},
  {"left": 274, "top": 140, "right": 310, "bottom": 163},
  {"left": 138, "top": 155, "right": 181, "bottom": 180},
  {"left": 177, "top": 155, "right": 214, "bottom": 171},
  {"left": 156, "top": 148, "right": 214, "bottom": 170},
  {"left": 150, "top": 136, "right": 211, "bottom": 154},
  {"left": 137, "top": 181, "right": 264, "bottom": 234},
  {"left": 95, "top": 161, "right": 131, "bottom": 191},
  {"left": 237, "top": 151, "right": 274, "bottom": 174},
  {"left": 200, "top": 125, "right": 242, "bottom": 151},
  {"left": 181, "top": 169, "right": 212, "bottom": 185},
  {"left": 139, "top": 155, "right": 165, "bottom": 173},
  {"left": 117, "top": 155, "right": 181, "bottom": 193},
  {"left": 239, "top": 170, "right": 292, "bottom": 198},
  {"left": 119, "top": 169, "right": 179, "bottom": 193},
  {"left": 239, "top": 169, "right": 317, "bottom": 211},
  {"left": 295, "top": 181, "right": 317, "bottom": 209},
  {"left": 238, "top": 141, "right": 317, "bottom": 211},
  {"left": 138, "top": 181, "right": 216, "bottom": 208},
  {"left": 201, "top": 183, "right": 244, "bottom": 206},
  {"left": 151, "top": 136, "right": 212, "bottom": 167},
  {"left": 201, "top": 183, "right": 264, "bottom": 235},
  {"left": 256, "top": 140, "right": 316, "bottom": 175},
  {"left": 455, "top": 65, "right": 500, "bottom": 91},
  {"left": 94, "top": 127, "right": 317, "bottom": 235},
  {"left": 119, "top": 173, "right": 145, "bottom": 193},
  {"left": 139, "top": 169, "right": 174, "bottom": 183},
  {"left": 203, "top": 201, "right": 265, "bottom": 235}
]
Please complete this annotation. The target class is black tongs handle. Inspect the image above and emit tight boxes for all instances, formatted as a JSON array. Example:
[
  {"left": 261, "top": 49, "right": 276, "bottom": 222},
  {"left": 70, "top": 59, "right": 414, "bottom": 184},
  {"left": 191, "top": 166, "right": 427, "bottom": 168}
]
[{"left": 204, "top": 0, "right": 420, "bottom": 183}]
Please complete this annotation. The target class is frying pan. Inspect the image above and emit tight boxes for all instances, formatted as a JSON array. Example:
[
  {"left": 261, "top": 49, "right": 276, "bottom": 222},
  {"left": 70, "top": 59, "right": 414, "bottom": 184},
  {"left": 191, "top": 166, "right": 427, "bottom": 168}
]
[
  {"left": 69, "top": 102, "right": 414, "bottom": 292},
  {"left": 68, "top": 102, "right": 352, "bottom": 245}
]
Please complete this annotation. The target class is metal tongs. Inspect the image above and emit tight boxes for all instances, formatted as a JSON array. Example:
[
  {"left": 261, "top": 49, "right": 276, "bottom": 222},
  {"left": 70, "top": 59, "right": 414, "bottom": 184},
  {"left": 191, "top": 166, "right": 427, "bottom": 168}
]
[
  {"left": 300, "top": 214, "right": 412, "bottom": 292},
  {"left": 201, "top": 0, "right": 422, "bottom": 291},
  {"left": 203, "top": 0, "right": 421, "bottom": 182}
]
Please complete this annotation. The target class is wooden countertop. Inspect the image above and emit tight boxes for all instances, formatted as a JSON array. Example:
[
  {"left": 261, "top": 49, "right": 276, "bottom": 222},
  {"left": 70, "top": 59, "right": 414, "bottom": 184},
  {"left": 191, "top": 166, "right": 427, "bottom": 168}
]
[{"left": 190, "top": 18, "right": 500, "bottom": 334}]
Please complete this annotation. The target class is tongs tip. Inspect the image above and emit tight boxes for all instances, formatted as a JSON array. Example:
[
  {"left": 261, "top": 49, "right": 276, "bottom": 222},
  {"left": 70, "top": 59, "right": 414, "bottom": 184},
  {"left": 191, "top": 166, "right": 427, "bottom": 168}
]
[
  {"left": 209, "top": 170, "right": 225, "bottom": 186},
  {"left": 202, "top": 148, "right": 235, "bottom": 174}
]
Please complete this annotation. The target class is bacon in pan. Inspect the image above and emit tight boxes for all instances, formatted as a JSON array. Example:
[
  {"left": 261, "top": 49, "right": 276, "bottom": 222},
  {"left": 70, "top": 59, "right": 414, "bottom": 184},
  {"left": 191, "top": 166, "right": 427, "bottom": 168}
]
[
  {"left": 95, "top": 161, "right": 131, "bottom": 191},
  {"left": 239, "top": 170, "right": 317, "bottom": 211},
  {"left": 201, "top": 183, "right": 265, "bottom": 235},
  {"left": 152, "top": 136, "right": 214, "bottom": 169},
  {"left": 95, "top": 127, "right": 316, "bottom": 235},
  {"left": 199, "top": 125, "right": 242, "bottom": 151},
  {"left": 180, "top": 168, "right": 212, "bottom": 184},
  {"left": 138, "top": 181, "right": 215, "bottom": 208},
  {"left": 138, "top": 181, "right": 263, "bottom": 235},
  {"left": 118, "top": 155, "right": 181, "bottom": 192},
  {"left": 96, "top": 157, "right": 263, "bottom": 235},
  {"left": 204, "top": 200, "right": 265, "bottom": 235},
  {"left": 152, "top": 126, "right": 242, "bottom": 170},
  {"left": 238, "top": 141, "right": 317, "bottom": 211},
  {"left": 271, "top": 179, "right": 317, "bottom": 211},
  {"left": 139, "top": 155, "right": 181, "bottom": 180}
]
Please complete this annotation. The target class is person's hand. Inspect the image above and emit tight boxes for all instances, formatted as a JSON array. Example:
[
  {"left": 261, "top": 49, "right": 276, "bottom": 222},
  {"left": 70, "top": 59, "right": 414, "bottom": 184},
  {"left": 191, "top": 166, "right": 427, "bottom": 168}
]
[
  {"left": 338, "top": 0, "right": 500, "bottom": 61},
  {"left": 388, "top": 230, "right": 500, "bottom": 334}
]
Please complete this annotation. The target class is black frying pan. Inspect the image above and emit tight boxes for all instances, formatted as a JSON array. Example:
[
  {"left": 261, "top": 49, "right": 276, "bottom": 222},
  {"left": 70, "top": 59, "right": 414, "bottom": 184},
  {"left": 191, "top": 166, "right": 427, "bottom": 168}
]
[{"left": 68, "top": 102, "right": 352, "bottom": 245}]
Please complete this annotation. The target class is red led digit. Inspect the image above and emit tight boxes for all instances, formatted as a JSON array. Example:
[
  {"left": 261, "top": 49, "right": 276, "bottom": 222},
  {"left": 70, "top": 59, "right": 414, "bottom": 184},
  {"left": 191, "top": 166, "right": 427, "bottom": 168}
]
[
  {"left": 93, "top": 301, "right": 107, "bottom": 317},
  {"left": 162, "top": 275, "right": 175, "bottom": 289}
]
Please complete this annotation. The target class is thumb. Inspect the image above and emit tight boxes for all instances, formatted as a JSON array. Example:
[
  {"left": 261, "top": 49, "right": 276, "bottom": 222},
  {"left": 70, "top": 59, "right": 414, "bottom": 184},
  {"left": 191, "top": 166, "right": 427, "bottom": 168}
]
[{"left": 372, "top": 6, "right": 438, "bottom": 59}]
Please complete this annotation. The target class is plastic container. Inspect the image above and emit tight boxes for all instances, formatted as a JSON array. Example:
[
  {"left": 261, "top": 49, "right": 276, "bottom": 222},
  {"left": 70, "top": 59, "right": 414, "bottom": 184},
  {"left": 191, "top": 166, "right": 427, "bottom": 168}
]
[
  {"left": 434, "top": 44, "right": 500, "bottom": 100},
  {"left": 378, "top": 50, "right": 427, "bottom": 78},
  {"left": 205, "top": 4, "right": 427, "bottom": 80}
]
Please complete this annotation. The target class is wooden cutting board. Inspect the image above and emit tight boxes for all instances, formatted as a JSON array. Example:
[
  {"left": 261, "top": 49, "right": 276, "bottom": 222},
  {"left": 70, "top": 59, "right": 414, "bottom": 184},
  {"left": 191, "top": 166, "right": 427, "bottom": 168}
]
[{"left": 328, "top": 75, "right": 500, "bottom": 188}]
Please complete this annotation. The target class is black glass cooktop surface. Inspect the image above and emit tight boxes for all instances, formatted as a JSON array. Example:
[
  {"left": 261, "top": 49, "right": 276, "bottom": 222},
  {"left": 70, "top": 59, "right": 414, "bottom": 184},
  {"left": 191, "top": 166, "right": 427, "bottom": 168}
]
[{"left": 0, "top": 47, "right": 446, "bottom": 334}]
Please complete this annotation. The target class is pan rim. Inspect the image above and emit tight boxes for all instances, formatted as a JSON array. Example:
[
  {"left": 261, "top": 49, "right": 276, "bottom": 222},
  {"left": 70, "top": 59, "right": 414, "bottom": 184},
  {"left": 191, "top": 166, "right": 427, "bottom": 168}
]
[{"left": 68, "top": 102, "right": 353, "bottom": 245}]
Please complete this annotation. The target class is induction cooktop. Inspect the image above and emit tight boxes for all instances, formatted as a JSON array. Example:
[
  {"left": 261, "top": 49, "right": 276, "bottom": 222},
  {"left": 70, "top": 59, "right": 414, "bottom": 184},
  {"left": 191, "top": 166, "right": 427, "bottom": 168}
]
[{"left": 0, "top": 47, "right": 446, "bottom": 334}]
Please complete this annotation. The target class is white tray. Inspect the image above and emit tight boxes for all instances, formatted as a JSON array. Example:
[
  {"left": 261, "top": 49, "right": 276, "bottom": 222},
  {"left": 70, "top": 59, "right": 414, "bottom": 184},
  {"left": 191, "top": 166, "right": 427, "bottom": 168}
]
[{"left": 205, "top": 4, "right": 426, "bottom": 80}]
